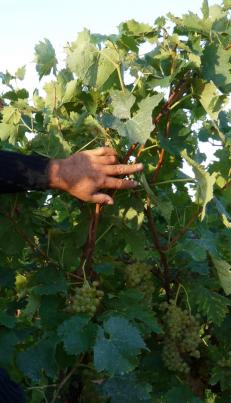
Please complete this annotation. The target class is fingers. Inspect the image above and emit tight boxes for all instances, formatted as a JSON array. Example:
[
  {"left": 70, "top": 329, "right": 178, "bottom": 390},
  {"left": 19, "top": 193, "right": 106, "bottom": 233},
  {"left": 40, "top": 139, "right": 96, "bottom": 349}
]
[
  {"left": 90, "top": 147, "right": 117, "bottom": 157},
  {"left": 96, "top": 155, "right": 118, "bottom": 165},
  {"left": 91, "top": 192, "right": 114, "bottom": 205},
  {"left": 103, "top": 163, "right": 143, "bottom": 176},
  {"left": 103, "top": 177, "right": 138, "bottom": 190}
]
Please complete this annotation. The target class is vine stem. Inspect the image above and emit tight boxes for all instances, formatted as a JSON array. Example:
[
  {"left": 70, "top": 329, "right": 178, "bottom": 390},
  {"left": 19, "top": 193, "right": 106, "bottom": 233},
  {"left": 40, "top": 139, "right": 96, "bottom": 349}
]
[
  {"left": 51, "top": 359, "right": 80, "bottom": 403},
  {"left": 145, "top": 194, "right": 171, "bottom": 300},
  {"left": 174, "top": 283, "right": 191, "bottom": 315},
  {"left": 162, "top": 207, "right": 202, "bottom": 252},
  {"left": 78, "top": 143, "right": 139, "bottom": 274},
  {"left": 144, "top": 111, "right": 171, "bottom": 299},
  {"left": 78, "top": 75, "right": 191, "bottom": 278}
]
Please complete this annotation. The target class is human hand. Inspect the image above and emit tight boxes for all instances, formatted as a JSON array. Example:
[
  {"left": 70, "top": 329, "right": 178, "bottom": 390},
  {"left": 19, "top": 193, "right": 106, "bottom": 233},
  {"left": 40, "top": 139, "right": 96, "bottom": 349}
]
[{"left": 48, "top": 147, "right": 143, "bottom": 204}]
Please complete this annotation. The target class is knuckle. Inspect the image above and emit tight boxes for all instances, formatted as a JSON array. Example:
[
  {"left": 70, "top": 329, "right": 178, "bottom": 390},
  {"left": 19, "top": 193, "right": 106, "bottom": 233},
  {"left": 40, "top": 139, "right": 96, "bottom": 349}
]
[
  {"left": 110, "top": 155, "right": 117, "bottom": 164},
  {"left": 116, "top": 165, "right": 124, "bottom": 175},
  {"left": 117, "top": 179, "right": 125, "bottom": 189},
  {"left": 97, "top": 175, "right": 106, "bottom": 188}
]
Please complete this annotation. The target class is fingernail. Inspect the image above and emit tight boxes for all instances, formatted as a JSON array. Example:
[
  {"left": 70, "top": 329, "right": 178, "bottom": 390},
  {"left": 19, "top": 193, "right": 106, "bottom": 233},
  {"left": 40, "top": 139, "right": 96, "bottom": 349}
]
[
  {"left": 106, "top": 199, "right": 114, "bottom": 205},
  {"left": 133, "top": 181, "right": 139, "bottom": 187},
  {"left": 137, "top": 163, "right": 144, "bottom": 170}
]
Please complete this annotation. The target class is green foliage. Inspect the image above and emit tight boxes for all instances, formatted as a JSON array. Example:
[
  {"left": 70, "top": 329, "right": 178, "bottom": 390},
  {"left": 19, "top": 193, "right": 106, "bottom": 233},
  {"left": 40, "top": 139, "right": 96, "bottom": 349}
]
[
  {"left": 34, "top": 39, "right": 57, "bottom": 79},
  {"left": 0, "top": 1, "right": 231, "bottom": 401},
  {"left": 94, "top": 316, "right": 146, "bottom": 374}
]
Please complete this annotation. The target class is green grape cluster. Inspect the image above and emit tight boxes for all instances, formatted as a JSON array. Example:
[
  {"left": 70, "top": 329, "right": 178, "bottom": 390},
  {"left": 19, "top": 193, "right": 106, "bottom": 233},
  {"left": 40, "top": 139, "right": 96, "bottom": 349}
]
[
  {"left": 125, "top": 263, "right": 155, "bottom": 306},
  {"left": 161, "top": 300, "right": 201, "bottom": 374},
  {"left": 73, "top": 281, "right": 104, "bottom": 316},
  {"left": 218, "top": 352, "right": 231, "bottom": 368}
]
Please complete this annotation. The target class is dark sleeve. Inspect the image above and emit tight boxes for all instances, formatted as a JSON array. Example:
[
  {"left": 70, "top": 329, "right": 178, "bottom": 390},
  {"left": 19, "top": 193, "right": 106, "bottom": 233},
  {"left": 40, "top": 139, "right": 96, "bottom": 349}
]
[{"left": 0, "top": 151, "right": 50, "bottom": 193}]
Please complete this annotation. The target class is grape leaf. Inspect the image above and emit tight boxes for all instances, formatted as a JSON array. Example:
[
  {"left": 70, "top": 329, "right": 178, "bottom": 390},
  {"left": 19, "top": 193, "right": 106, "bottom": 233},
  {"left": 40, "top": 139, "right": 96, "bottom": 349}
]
[
  {"left": 194, "top": 79, "right": 226, "bottom": 121},
  {"left": 0, "top": 123, "right": 18, "bottom": 143},
  {"left": 0, "top": 312, "right": 16, "bottom": 329},
  {"left": 119, "top": 20, "right": 154, "bottom": 36},
  {"left": 110, "top": 89, "right": 135, "bottom": 119},
  {"left": 117, "top": 93, "right": 163, "bottom": 144},
  {"left": 96, "top": 43, "right": 120, "bottom": 90},
  {"left": 165, "top": 385, "right": 202, "bottom": 403},
  {"left": 15, "top": 65, "right": 26, "bottom": 81},
  {"left": 66, "top": 30, "right": 98, "bottom": 87},
  {"left": 34, "top": 39, "right": 57, "bottom": 79},
  {"left": 223, "top": 0, "right": 231, "bottom": 10},
  {"left": 66, "top": 30, "right": 120, "bottom": 89},
  {"left": 181, "top": 149, "right": 217, "bottom": 220},
  {"left": 189, "top": 285, "right": 231, "bottom": 326},
  {"left": 101, "top": 373, "right": 152, "bottom": 403},
  {"left": 29, "top": 268, "right": 68, "bottom": 296},
  {"left": 94, "top": 316, "right": 146, "bottom": 374},
  {"left": 214, "top": 197, "right": 231, "bottom": 228},
  {"left": 57, "top": 315, "right": 96, "bottom": 355},
  {"left": 2, "top": 106, "right": 21, "bottom": 125},
  {"left": 62, "top": 79, "right": 78, "bottom": 103},
  {"left": 201, "top": 0, "right": 209, "bottom": 19},
  {"left": 211, "top": 256, "right": 231, "bottom": 296},
  {"left": 0, "top": 330, "right": 17, "bottom": 367},
  {"left": 17, "top": 335, "right": 58, "bottom": 382},
  {"left": 109, "top": 289, "right": 163, "bottom": 335},
  {"left": 202, "top": 44, "right": 231, "bottom": 93}
]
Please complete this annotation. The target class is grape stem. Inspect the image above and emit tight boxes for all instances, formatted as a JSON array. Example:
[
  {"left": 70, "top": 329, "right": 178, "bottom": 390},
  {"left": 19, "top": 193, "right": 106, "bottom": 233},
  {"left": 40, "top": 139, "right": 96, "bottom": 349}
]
[{"left": 174, "top": 283, "right": 191, "bottom": 315}]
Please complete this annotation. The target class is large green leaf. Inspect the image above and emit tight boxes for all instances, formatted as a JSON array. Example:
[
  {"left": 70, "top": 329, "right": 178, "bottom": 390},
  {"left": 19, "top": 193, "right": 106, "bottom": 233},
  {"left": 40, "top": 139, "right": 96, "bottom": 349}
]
[
  {"left": 66, "top": 30, "right": 120, "bottom": 89},
  {"left": 214, "top": 197, "right": 231, "bottom": 228},
  {"left": 181, "top": 149, "right": 217, "bottom": 220},
  {"left": 212, "top": 256, "right": 231, "bottom": 296},
  {"left": 94, "top": 316, "right": 146, "bottom": 374},
  {"left": 165, "top": 385, "right": 201, "bottom": 403},
  {"left": 0, "top": 330, "right": 18, "bottom": 367},
  {"left": 29, "top": 268, "right": 68, "bottom": 296},
  {"left": 17, "top": 335, "right": 58, "bottom": 382},
  {"left": 117, "top": 93, "right": 163, "bottom": 144},
  {"left": 34, "top": 39, "right": 57, "bottom": 79},
  {"left": 194, "top": 79, "right": 226, "bottom": 121},
  {"left": 110, "top": 89, "right": 136, "bottom": 119},
  {"left": 189, "top": 285, "right": 231, "bottom": 326},
  {"left": 101, "top": 373, "right": 152, "bottom": 403},
  {"left": 57, "top": 315, "right": 96, "bottom": 355},
  {"left": 202, "top": 44, "right": 231, "bottom": 93}
]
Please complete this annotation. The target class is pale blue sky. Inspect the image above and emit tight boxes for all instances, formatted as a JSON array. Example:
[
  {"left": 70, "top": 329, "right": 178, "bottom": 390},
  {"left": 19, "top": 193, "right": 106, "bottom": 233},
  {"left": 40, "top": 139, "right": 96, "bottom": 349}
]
[
  {"left": 1, "top": 0, "right": 219, "bottom": 73},
  {"left": 0, "top": 0, "right": 223, "bottom": 174}
]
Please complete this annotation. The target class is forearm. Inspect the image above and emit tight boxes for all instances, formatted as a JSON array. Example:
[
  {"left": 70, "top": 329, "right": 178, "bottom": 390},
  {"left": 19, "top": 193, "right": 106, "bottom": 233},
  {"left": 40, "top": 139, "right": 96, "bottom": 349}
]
[{"left": 0, "top": 151, "right": 51, "bottom": 193}]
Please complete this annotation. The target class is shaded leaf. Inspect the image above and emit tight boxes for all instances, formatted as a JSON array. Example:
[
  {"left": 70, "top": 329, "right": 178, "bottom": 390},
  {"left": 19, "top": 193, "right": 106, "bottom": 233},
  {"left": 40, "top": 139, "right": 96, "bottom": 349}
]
[
  {"left": 110, "top": 89, "right": 135, "bottom": 119},
  {"left": 17, "top": 335, "right": 58, "bottom": 382},
  {"left": 34, "top": 39, "right": 57, "bottom": 79},
  {"left": 181, "top": 149, "right": 217, "bottom": 220},
  {"left": 212, "top": 256, "right": 231, "bottom": 296},
  {"left": 101, "top": 373, "right": 152, "bottom": 403},
  {"left": 58, "top": 315, "right": 96, "bottom": 355},
  {"left": 94, "top": 316, "right": 146, "bottom": 374}
]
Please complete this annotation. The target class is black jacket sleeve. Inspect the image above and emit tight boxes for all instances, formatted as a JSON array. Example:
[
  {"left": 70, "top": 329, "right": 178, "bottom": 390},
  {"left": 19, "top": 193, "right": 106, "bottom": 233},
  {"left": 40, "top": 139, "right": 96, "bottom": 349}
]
[{"left": 0, "top": 151, "right": 50, "bottom": 193}]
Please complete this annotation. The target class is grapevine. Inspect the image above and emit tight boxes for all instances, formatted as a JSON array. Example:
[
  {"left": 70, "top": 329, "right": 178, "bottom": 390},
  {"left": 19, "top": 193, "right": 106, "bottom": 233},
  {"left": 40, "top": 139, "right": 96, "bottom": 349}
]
[{"left": 0, "top": 1, "right": 231, "bottom": 401}]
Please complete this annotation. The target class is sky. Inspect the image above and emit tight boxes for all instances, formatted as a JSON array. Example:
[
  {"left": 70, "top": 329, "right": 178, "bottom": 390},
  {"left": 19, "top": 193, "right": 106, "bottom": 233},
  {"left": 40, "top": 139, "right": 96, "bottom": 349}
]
[
  {"left": 0, "top": 0, "right": 223, "bottom": 175},
  {"left": 1, "top": 0, "right": 220, "bottom": 75}
]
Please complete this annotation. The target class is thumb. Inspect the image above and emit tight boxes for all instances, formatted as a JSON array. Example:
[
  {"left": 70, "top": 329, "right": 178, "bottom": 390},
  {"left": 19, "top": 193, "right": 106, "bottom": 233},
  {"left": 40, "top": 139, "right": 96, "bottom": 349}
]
[{"left": 91, "top": 192, "right": 114, "bottom": 205}]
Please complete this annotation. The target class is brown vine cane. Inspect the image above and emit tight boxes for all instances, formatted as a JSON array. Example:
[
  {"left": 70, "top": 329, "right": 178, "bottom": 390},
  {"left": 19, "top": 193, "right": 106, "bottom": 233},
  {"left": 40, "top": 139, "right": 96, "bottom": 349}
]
[{"left": 79, "top": 77, "right": 192, "bottom": 276}]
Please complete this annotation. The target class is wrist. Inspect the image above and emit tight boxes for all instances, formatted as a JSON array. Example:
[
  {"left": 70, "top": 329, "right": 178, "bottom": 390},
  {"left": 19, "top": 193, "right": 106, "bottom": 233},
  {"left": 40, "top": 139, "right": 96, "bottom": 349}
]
[{"left": 48, "top": 159, "right": 67, "bottom": 191}]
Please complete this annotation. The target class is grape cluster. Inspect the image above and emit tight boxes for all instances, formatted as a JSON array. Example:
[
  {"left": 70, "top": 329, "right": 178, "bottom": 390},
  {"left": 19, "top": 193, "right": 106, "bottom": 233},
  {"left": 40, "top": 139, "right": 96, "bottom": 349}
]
[
  {"left": 161, "top": 300, "right": 201, "bottom": 374},
  {"left": 73, "top": 281, "right": 104, "bottom": 316},
  {"left": 125, "top": 263, "right": 155, "bottom": 307},
  {"left": 218, "top": 352, "right": 231, "bottom": 368}
]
